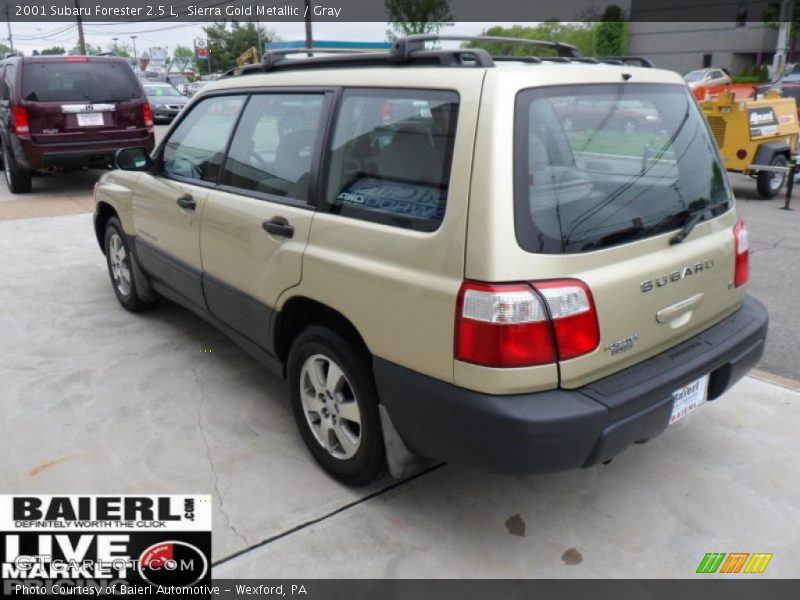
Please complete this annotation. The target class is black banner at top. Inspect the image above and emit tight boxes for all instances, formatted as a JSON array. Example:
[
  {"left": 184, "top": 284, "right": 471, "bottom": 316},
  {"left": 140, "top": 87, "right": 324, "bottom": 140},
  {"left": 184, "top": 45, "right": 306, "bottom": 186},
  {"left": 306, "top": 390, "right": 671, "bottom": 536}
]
[{"left": 0, "top": 0, "right": 789, "bottom": 23}]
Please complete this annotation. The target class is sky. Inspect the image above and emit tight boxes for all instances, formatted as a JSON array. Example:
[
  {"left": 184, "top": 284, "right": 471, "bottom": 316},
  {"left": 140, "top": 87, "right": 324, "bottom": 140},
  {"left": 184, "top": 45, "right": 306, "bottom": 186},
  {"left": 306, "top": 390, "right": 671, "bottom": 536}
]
[{"left": 6, "top": 21, "right": 527, "bottom": 56}]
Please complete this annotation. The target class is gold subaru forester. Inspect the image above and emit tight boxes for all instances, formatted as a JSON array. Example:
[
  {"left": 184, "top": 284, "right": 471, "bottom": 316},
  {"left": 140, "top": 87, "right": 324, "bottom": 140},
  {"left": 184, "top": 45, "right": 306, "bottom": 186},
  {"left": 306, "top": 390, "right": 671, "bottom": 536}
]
[{"left": 93, "top": 36, "right": 768, "bottom": 485}]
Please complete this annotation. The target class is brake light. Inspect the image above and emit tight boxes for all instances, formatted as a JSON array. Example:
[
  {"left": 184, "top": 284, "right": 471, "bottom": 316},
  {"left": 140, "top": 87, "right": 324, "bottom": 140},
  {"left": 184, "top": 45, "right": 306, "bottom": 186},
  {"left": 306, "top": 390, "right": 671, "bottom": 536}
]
[
  {"left": 455, "top": 279, "right": 599, "bottom": 367},
  {"left": 143, "top": 103, "right": 154, "bottom": 130},
  {"left": 12, "top": 106, "right": 29, "bottom": 136},
  {"left": 733, "top": 219, "right": 749, "bottom": 287},
  {"left": 66, "top": 57, "right": 89, "bottom": 62},
  {"left": 532, "top": 281, "right": 600, "bottom": 360}
]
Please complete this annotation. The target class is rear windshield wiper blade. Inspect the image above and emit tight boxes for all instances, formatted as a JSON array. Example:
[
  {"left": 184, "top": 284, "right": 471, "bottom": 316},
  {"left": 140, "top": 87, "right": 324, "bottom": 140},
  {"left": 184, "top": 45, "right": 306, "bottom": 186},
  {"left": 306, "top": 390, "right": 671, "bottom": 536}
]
[{"left": 670, "top": 211, "right": 704, "bottom": 245}]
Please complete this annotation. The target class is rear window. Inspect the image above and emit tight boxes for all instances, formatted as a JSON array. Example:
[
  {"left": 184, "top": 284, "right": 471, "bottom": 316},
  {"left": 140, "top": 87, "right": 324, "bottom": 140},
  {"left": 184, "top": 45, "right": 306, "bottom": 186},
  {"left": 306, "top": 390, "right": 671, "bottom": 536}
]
[
  {"left": 514, "top": 83, "right": 732, "bottom": 254},
  {"left": 22, "top": 61, "right": 140, "bottom": 103}
]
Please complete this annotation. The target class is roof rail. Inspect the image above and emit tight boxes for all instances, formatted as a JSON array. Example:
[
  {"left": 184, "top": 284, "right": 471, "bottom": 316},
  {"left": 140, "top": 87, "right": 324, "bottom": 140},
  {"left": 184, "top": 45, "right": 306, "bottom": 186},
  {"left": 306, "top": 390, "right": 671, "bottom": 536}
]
[
  {"left": 390, "top": 34, "right": 583, "bottom": 60},
  {"left": 594, "top": 56, "right": 655, "bottom": 68},
  {"left": 221, "top": 44, "right": 495, "bottom": 77},
  {"left": 220, "top": 37, "right": 653, "bottom": 78}
]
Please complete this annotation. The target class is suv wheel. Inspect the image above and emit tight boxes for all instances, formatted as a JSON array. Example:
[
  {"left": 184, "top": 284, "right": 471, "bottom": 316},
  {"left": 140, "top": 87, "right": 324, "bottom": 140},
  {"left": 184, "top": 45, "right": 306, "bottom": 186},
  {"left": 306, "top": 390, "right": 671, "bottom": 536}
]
[
  {"left": 288, "top": 325, "right": 385, "bottom": 485},
  {"left": 2, "top": 144, "right": 32, "bottom": 194},
  {"left": 756, "top": 154, "right": 787, "bottom": 199},
  {"left": 104, "top": 217, "right": 153, "bottom": 312}
]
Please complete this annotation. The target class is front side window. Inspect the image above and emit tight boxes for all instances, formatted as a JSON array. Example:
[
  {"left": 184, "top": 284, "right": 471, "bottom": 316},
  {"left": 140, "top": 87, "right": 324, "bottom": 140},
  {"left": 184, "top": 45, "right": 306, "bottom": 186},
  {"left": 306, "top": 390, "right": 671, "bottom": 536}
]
[
  {"left": 325, "top": 88, "right": 459, "bottom": 231},
  {"left": 514, "top": 83, "right": 732, "bottom": 254},
  {"left": 221, "top": 94, "right": 325, "bottom": 202},
  {"left": 162, "top": 95, "right": 245, "bottom": 183}
]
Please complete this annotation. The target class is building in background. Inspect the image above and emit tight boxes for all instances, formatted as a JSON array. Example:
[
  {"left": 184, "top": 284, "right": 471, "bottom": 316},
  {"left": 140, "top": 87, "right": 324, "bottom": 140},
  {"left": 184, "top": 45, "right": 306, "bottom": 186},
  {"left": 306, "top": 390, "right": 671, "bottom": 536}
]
[
  {"left": 628, "top": 1, "right": 778, "bottom": 75},
  {"left": 628, "top": 22, "right": 778, "bottom": 75}
]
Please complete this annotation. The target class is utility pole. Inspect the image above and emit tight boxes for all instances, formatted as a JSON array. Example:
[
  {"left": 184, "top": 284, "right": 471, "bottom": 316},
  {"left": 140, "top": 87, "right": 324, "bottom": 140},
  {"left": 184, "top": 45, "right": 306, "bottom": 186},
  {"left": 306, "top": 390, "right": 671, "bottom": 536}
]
[
  {"left": 304, "top": 0, "right": 313, "bottom": 55},
  {"left": 112, "top": 37, "right": 118, "bottom": 54},
  {"left": 130, "top": 35, "right": 137, "bottom": 61},
  {"left": 772, "top": 0, "right": 793, "bottom": 87},
  {"left": 75, "top": 0, "right": 86, "bottom": 55},
  {"left": 4, "top": 7, "right": 13, "bottom": 53}
]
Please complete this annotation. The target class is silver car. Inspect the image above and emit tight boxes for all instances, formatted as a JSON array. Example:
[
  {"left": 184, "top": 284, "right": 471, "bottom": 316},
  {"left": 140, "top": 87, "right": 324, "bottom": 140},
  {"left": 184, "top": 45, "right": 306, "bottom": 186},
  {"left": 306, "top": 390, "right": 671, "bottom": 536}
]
[
  {"left": 684, "top": 68, "right": 731, "bottom": 91},
  {"left": 142, "top": 83, "right": 188, "bottom": 123}
]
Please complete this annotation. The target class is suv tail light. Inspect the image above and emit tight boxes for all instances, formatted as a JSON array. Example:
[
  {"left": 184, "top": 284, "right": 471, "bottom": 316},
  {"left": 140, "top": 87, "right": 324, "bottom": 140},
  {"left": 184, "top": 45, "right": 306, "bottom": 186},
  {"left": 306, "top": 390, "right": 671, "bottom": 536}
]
[
  {"left": 12, "top": 106, "right": 29, "bottom": 136},
  {"left": 455, "top": 279, "right": 599, "bottom": 367},
  {"left": 733, "top": 219, "right": 749, "bottom": 287},
  {"left": 143, "top": 103, "right": 154, "bottom": 130},
  {"left": 533, "top": 281, "right": 599, "bottom": 360}
]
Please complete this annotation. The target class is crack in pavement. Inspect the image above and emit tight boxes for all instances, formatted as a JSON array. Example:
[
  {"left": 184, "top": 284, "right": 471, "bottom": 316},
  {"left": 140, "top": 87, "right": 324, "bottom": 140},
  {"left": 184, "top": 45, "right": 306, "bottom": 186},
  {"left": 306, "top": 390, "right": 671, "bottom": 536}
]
[
  {"left": 211, "top": 462, "right": 446, "bottom": 569},
  {"left": 192, "top": 358, "right": 251, "bottom": 549},
  {"left": 750, "top": 236, "right": 787, "bottom": 254}
]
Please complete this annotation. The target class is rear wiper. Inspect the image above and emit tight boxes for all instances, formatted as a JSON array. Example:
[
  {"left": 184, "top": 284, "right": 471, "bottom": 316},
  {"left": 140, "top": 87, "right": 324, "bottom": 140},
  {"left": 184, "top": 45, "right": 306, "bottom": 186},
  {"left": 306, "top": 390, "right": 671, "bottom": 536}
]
[{"left": 670, "top": 211, "right": 704, "bottom": 245}]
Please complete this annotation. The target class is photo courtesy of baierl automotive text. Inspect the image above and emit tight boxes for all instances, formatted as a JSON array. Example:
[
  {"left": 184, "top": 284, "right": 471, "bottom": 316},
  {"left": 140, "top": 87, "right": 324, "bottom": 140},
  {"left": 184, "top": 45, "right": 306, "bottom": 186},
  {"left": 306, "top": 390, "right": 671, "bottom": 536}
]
[{"left": 0, "top": 0, "right": 798, "bottom": 596}]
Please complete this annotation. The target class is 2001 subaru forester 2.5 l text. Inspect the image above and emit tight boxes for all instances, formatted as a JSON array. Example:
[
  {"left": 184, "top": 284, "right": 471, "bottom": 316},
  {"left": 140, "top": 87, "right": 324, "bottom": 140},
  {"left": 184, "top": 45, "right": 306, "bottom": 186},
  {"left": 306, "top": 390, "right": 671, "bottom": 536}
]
[{"left": 93, "top": 36, "right": 768, "bottom": 485}]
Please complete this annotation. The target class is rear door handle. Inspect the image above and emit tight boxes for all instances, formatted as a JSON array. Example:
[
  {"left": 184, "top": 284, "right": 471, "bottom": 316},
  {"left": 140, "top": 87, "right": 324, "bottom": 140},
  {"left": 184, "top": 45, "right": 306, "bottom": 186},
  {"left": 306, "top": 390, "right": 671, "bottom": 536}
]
[
  {"left": 262, "top": 219, "right": 294, "bottom": 238},
  {"left": 176, "top": 194, "right": 196, "bottom": 210}
]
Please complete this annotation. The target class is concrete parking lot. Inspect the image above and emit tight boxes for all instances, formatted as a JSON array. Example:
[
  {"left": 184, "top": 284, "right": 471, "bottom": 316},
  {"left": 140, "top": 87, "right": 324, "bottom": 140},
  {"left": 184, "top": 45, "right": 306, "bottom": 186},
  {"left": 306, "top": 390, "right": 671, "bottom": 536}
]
[{"left": 1, "top": 134, "right": 799, "bottom": 577}]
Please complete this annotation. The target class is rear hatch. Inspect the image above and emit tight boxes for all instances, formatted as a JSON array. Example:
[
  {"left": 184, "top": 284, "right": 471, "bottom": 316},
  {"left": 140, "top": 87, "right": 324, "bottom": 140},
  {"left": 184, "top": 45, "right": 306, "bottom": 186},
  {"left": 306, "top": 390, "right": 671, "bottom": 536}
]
[
  {"left": 21, "top": 57, "right": 148, "bottom": 144},
  {"left": 468, "top": 78, "right": 746, "bottom": 390}
]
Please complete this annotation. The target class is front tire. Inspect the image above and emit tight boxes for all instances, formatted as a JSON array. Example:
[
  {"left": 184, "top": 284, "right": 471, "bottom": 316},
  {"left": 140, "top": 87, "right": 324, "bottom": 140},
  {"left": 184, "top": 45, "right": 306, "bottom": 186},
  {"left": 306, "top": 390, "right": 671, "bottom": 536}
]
[
  {"left": 104, "top": 217, "right": 153, "bottom": 312},
  {"left": 288, "top": 325, "right": 385, "bottom": 486},
  {"left": 756, "top": 154, "right": 788, "bottom": 199},
  {"left": 2, "top": 143, "right": 32, "bottom": 194}
]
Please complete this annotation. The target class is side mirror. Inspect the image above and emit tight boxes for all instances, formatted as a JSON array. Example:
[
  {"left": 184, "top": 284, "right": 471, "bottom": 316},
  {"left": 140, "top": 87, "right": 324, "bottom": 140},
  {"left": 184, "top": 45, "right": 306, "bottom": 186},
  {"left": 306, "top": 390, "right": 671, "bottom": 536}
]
[{"left": 115, "top": 147, "right": 151, "bottom": 171}]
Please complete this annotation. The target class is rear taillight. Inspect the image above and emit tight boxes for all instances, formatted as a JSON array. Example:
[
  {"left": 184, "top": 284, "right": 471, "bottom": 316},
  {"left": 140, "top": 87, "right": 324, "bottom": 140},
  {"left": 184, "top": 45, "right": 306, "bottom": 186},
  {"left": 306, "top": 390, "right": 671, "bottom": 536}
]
[
  {"left": 733, "top": 219, "right": 749, "bottom": 287},
  {"left": 12, "top": 106, "right": 29, "bottom": 136},
  {"left": 533, "top": 281, "right": 600, "bottom": 360},
  {"left": 143, "top": 103, "right": 154, "bottom": 130},
  {"left": 455, "top": 279, "right": 599, "bottom": 368},
  {"left": 66, "top": 57, "right": 89, "bottom": 62}
]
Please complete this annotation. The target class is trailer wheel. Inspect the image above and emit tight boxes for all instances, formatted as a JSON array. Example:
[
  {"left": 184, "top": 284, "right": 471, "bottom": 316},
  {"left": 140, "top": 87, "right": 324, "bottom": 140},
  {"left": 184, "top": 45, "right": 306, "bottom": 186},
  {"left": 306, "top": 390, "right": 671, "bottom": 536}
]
[{"left": 756, "top": 154, "right": 788, "bottom": 199}]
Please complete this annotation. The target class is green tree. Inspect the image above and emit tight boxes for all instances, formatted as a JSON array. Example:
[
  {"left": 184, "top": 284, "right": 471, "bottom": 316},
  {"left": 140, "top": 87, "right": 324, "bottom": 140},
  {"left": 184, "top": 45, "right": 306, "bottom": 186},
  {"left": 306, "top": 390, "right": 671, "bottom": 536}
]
[
  {"left": 764, "top": 1, "right": 800, "bottom": 61},
  {"left": 0, "top": 42, "right": 12, "bottom": 57},
  {"left": 173, "top": 45, "right": 194, "bottom": 64},
  {"left": 468, "top": 22, "right": 598, "bottom": 58},
  {"left": 596, "top": 5, "right": 628, "bottom": 56},
  {"left": 385, "top": 0, "right": 453, "bottom": 39},
  {"left": 39, "top": 46, "right": 66, "bottom": 55},
  {"left": 107, "top": 42, "right": 131, "bottom": 57},
  {"left": 203, "top": 22, "right": 274, "bottom": 72},
  {"left": 69, "top": 42, "right": 102, "bottom": 56}
]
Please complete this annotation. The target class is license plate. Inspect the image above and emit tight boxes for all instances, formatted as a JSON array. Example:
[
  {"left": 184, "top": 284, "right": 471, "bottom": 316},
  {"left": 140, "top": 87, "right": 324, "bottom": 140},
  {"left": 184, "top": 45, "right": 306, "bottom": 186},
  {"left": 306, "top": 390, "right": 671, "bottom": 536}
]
[
  {"left": 669, "top": 374, "right": 710, "bottom": 425},
  {"left": 77, "top": 112, "right": 104, "bottom": 127}
]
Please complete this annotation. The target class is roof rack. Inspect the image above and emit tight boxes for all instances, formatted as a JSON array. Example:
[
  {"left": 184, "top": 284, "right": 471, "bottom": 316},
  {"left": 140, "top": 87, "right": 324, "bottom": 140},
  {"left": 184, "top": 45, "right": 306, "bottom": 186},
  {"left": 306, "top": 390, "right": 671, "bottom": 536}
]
[
  {"left": 221, "top": 35, "right": 653, "bottom": 78},
  {"left": 389, "top": 34, "right": 582, "bottom": 60}
]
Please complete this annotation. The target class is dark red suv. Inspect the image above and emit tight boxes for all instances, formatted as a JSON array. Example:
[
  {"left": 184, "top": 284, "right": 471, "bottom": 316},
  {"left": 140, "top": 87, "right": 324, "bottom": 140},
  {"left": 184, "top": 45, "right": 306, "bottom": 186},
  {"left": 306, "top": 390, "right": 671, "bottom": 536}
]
[{"left": 0, "top": 55, "right": 155, "bottom": 193}]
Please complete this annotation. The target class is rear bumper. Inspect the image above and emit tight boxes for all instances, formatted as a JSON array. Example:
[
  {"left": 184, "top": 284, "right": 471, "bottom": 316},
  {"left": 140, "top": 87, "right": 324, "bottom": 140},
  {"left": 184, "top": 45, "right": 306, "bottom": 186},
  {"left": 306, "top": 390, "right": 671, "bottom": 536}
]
[
  {"left": 18, "top": 134, "right": 155, "bottom": 170},
  {"left": 375, "top": 296, "right": 768, "bottom": 474}
]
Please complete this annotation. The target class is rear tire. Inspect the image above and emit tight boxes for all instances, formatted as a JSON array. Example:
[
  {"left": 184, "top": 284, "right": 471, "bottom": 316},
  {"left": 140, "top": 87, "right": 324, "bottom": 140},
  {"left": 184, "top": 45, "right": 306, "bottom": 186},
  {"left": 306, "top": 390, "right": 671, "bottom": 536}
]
[
  {"left": 104, "top": 217, "right": 154, "bottom": 312},
  {"left": 288, "top": 324, "right": 385, "bottom": 486},
  {"left": 756, "top": 154, "right": 787, "bottom": 199},
  {"left": 2, "top": 143, "right": 32, "bottom": 194}
]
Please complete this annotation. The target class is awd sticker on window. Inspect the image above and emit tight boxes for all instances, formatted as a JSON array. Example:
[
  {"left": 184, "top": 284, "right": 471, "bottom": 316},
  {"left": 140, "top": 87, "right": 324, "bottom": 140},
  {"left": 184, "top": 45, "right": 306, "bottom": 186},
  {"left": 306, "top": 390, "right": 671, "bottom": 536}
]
[{"left": 337, "top": 177, "right": 446, "bottom": 221}]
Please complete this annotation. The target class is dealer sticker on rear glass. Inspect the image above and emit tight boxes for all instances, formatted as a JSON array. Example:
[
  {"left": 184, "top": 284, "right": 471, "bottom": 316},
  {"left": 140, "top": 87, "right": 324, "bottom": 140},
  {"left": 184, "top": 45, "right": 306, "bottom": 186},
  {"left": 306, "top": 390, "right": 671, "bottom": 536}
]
[
  {"left": 0, "top": 495, "right": 212, "bottom": 596},
  {"left": 669, "top": 374, "right": 710, "bottom": 425}
]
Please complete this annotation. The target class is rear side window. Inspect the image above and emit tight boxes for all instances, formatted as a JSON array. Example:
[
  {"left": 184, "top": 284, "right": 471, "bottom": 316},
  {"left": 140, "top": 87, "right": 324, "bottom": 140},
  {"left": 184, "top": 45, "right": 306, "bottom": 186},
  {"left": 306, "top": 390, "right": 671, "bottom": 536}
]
[
  {"left": 21, "top": 61, "right": 140, "bottom": 103},
  {"left": 325, "top": 88, "right": 459, "bottom": 232},
  {"left": 221, "top": 93, "right": 325, "bottom": 202},
  {"left": 162, "top": 95, "right": 246, "bottom": 184},
  {"left": 514, "top": 83, "right": 732, "bottom": 254}
]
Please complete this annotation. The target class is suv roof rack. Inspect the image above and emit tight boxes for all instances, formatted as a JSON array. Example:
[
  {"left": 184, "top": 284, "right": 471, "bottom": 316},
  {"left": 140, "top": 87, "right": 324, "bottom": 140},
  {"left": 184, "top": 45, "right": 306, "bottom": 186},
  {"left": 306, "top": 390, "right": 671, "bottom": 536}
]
[{"left": 221, "top": 35, "right": 653, "bottom": 78}]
